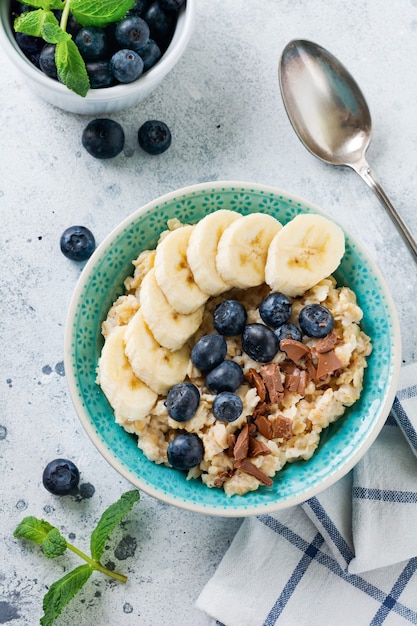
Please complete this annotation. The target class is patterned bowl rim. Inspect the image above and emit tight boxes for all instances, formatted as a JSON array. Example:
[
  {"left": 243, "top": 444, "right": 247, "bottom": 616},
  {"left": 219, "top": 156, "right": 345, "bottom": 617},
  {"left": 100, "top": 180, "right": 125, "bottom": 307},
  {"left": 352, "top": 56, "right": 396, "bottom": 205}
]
[{"left": 64, "top": 180, "right": 401, "bottom": 516}]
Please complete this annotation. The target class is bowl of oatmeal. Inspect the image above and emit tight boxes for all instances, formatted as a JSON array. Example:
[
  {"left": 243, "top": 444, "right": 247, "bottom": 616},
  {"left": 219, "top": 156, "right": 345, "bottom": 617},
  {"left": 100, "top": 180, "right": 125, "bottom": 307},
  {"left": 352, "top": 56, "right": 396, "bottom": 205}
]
[{"left": 64, "top": 181, "right": 401, "bottom": 516}]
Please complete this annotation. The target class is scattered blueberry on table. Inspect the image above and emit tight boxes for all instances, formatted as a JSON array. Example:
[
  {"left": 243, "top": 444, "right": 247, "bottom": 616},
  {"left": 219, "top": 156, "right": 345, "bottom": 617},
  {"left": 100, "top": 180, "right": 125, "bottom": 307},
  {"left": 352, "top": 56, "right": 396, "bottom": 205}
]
[
  {"left": 60, "top": 225, "right": 96, "bottom": 261},
  {"left": 42, "top": 459, "right": 80, "bottom": 496},
  {"left": 81, "top": 119, "right": 125, "bottom": 159},
  {"left": 138, "top": 120, "right": 172, "bottom": 155}
]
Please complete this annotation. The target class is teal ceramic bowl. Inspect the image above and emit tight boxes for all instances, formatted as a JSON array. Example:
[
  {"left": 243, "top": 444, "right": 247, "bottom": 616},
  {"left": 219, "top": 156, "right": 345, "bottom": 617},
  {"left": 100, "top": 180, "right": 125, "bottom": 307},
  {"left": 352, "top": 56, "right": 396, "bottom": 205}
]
[{"left": 64, "top": 181, "right": 401, "bottom": 516}]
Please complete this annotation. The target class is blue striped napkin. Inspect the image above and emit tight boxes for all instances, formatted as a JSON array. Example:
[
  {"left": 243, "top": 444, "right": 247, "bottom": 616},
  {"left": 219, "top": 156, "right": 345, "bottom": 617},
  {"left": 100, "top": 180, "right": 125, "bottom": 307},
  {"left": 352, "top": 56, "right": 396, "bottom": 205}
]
[{"left": 196, "top": 363, "right": 417, "bottom": 626}]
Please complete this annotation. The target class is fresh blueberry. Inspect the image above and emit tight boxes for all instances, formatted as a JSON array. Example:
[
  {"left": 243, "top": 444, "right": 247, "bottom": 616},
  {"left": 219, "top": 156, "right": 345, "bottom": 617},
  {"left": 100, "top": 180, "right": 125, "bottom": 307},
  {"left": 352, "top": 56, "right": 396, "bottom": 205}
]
[
  {"left": 213, "top": 299, "right": 247, "bottom": 336},
  {"left": 212, "top": 392, "right": 243, "bottom": 423},
  {"left": 167, "top": 433, "right": 204, "bottom": 470},
  {"left": 206, "top": 360, "right": 244, "bottom": 394},
  {"left": 158, "top": 0, "right": 185, "bottom": 11},
  {"left": 298, "top": 304, "right": 334, "bottom": 338},
  {"left": 166, "top": 382, "right": 200, "bottom": 422},
  {"left": 75, "top": 27, "right": 109, "bottom": 61},
  {"left": 115, "top": 16, "right": 150, "bottom": 52},
  {"left": 242, "top": 323, "right": 279, "bottom": 362},
  {"left": 42, "top": 459, "right": 80, "bottom": 495},
  {"left": 138, "top": 120, "right": 172, "bottom": 155},
  {"left": 39, "top": 44, "right": 57, "bottom": 79},
  {"left": 259, "top": 292, "right": 292, "bottom": 328},
  {"left": 86, "top": 61, "right": 115, "bottom": 88},
  {"left": 143, "top": 2, "right": 175, "bottom": 50},
  {"left": 60, "top": 226, "right": 96, "bottom": 262},
  {"left": 66, "top": 14, "right": 82, "bottom": 37},
  {"left": 126, "top": 0, "right": 150, "bottom": 17},
  {"left": 82, "top": 118, "right": 125, "bottom": 159},
  {"left": 110, "top": 49, "right": 144, "bottom": 83},
  {"left": 191, "top": 334, "right": 227, "bottom": 372},
  {"left": 137, "top": 39, "right": 161, "bottom": 71},
  {"left": 15, "top": 32, "right": 44, "bottom": 67},
  {"left": 274, "top": 323, "right": 303, "bottom": 343}
]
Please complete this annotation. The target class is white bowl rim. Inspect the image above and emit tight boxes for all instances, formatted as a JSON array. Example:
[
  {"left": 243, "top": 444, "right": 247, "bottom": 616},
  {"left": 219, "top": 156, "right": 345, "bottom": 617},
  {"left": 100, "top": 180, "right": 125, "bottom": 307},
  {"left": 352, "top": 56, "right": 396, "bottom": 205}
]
[
  {"left": 0, "top": 0, "right": 195, "bottom": 104},
  {"left": 64, "top": 179, "right": 402, "bottom": 516}
]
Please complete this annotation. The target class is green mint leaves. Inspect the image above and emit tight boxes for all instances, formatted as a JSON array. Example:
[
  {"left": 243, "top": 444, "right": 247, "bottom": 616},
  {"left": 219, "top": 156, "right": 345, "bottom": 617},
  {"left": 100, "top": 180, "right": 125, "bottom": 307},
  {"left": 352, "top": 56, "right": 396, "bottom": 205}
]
[
  {"left": 13, "top": 0, "right": 135, "bottom": 97},
  {"left": 14, "top": 489, "right": 140, "bottom": 626}
]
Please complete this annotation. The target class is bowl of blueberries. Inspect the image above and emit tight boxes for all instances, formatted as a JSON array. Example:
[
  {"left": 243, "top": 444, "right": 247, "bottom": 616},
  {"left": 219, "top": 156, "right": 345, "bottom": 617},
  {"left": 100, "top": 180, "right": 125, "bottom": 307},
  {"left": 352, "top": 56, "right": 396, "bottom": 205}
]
[
  {"left": 0, "top": 0, "right": 195, "bottom": 114},
  {"left": 64, "top": 180, "right": 400, "bottom": 516}
]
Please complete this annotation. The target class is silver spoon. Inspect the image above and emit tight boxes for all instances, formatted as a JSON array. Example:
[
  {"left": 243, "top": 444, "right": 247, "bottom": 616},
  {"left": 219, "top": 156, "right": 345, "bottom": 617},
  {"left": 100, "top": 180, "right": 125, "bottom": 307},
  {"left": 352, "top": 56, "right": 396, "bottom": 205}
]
[{"left": 279, "top": 38, "right": 417, "bottom": 260}]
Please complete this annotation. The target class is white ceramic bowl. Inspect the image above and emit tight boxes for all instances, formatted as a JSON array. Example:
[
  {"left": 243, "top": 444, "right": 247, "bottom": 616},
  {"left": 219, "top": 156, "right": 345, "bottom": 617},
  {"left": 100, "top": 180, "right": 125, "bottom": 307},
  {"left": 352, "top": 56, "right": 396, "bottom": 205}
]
[
  {"left": 0, "top": 1, "right": 195, "bottom": 115},
  {"left": 65, "top": 181, "right": 401, "bottom": 517}
]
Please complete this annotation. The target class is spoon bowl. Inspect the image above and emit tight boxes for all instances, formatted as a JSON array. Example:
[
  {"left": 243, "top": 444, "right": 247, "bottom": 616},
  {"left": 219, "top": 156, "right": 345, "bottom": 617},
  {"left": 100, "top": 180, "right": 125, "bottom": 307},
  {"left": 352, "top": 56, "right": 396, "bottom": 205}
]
[{"left": 279, "top": 39, "right": 417, "bottom": 259}]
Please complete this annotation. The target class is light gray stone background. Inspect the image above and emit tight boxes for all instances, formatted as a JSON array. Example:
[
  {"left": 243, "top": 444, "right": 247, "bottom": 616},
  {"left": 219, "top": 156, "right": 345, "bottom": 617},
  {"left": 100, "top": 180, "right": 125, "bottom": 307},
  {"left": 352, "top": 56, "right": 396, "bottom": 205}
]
[{"left": 1, "top": 1, "right": 417, "bottom": 624}]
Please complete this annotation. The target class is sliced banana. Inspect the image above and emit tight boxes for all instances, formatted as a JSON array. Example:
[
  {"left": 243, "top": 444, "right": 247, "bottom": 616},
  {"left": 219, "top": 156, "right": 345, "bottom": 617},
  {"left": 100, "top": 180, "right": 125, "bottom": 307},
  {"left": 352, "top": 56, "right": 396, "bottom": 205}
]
[
  {"left": 186, "top": 209, "right": 242, "bottom": 295},
  {"left": 154, "top": 224, "right": 209, "bottom": 314},
  {"left": 140, "top": 268, "right": 203, "bottom": 351},
  {"left": 265, "top": 213, "right": 345, "bottom": 297},
  {"left": 124, "top": 309, "right": 190, "bottom": 395},
  {"left": 215, "top": 212, "right": 283, "bottom": 288},
  {"left": 97, "top": 325, "right": 157, "bottom": 424}
]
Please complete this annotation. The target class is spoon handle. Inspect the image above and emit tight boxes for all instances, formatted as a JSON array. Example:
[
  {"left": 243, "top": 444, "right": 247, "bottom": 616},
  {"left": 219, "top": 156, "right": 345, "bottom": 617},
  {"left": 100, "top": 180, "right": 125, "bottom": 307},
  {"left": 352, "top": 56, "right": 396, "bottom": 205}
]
[{"left": 351, "top": 158, "right": 417, "bottom": 260}]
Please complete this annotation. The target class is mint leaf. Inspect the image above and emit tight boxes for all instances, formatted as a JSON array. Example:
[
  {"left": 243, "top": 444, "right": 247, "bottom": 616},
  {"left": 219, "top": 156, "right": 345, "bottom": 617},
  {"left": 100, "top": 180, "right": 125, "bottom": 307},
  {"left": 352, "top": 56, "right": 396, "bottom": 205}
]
[
  {"left": 55, "top": 39, "right": 90, "bottom": 97},
  {"left": 41, "top": 22, "right": 70, "bottom": 44},
  {"left": 70, "top": 0, "right": 135, "bottom": 27},
  {"left": 14, "top": 9, "right": 58, "bottom": 38},
  {"left": 40, "top": 564, "right": 93, "bottom": 626},
  {"left": 17, "top": 0, "right": 64, "bottom": 9},
  {"left": 42, "top": 528, "right": 68, "bottom": 558},
  {"left": 90, "top": 490, "right": 140, "bottom": 560},
  {"left": 14, "top": 516, "right": 56, "bottom": 545}
]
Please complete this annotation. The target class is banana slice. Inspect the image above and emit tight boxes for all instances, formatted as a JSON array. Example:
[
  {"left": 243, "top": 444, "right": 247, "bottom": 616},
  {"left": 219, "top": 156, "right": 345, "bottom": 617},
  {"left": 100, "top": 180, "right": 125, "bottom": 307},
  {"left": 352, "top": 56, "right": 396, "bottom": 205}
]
[
  {"left": 216, "top": 212, "right": 283, "bottom": 288},
  {"left": 154, "top": 224, "right": 209, "bottom": 314},
  {"left": 140, "top": 268, "right": 203, "bottom": 351},
  {"left": 97, "top": 325, "right": 157, "bottom": 424},
  {"left": 186, "top": 209, "right": 242, "bottom": 295},
  {"left": 265, "top": 213, "right": 345, "bottom": 297},
  {"left": 124, "top": 309, "right": 190, "bottom": 395}
]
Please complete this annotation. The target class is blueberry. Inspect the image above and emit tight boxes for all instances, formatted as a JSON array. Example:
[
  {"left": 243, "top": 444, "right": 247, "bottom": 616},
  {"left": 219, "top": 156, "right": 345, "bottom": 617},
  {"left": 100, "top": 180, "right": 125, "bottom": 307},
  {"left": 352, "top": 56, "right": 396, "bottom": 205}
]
[
  {"left": 166, "top": 382, "right": 200, "bottom": 422},
  {"left": 42, "top": 459, "right": 80, "bottom": 495},
  {"left": 206, "top": 360, "right": 244, "bottom": 394},
  {"left": 259, "top": 292, "right": 291, "bottom": 328},
  {"left": 126, "top": 0, "right": 150, "bottom": 17},
  {"left": 138, "top": 120, "right": 172, "bottom": 155},
  {"left": 212, "top": 392, "right": 243, "bottom": 423},
  {"left": 82, "top": 118, "right": 125, "bottom": 159},
  {"left": 191, "top": 334, "right": 227, "bottom": 372},
  {"left": 75, "top": 27, "right": 109, "bottom": 61},
  {"left": 274, "top": 323, "right": 302, "bottom": 343},
  {"left": 15, "top": 32, "right": 44, "bottom": 57},
  {"left": 39, "top": 44, "right": 57, "bottom": 79},
  {"left": 299, "top": 304, "right": 334, "bottom": 338},
  {"left": 242, "top": 323, "right": 279, "bottom": 362},
  {"left": 137, "top": 39, "right": 161, "bottom": 71},
  {"left": 60, "top": 226, "right": 96, "bottom": 262},
  {"left": 110, "top": 49, "right": 144, "bottom": 83},
  {"left": 115, "top": 16, "right": 150, "bottom": 52},
  {"left": 86, "top": 61, "right": 115, "bottom": 88},
  {"left": 167, "top": 433, "right": 204, "bottom": 470},
  {"left": 213, "top": 299, "right": 247, "bottom": 336},
  {"left": 143, "top": 2, "right": 175, "bottom": 50}
]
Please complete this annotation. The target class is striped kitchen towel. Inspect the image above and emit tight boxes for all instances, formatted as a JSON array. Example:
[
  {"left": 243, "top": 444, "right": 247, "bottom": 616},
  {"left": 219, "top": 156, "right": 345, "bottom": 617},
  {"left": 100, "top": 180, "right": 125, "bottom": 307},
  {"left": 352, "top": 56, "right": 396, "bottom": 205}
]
[{"left": 196, "top": 363, "right": 417, "bottom": 626}]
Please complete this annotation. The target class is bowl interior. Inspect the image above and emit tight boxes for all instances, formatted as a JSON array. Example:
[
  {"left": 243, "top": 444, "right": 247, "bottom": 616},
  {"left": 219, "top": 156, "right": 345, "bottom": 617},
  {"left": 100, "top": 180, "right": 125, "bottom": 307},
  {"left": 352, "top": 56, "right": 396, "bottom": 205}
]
[{"left": 65, "top": 182, "right": 401, "bottom": 516}]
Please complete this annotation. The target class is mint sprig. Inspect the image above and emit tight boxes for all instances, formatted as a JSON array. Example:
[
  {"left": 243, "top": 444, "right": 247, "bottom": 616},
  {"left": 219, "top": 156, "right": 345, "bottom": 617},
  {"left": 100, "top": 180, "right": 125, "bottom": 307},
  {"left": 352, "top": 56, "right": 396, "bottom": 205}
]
[
  {"left": 14, "top": 0, "right": 135, "bottom": 97},
  {"left": 14, "top": 489, "right": 140, "bottom": 625}
]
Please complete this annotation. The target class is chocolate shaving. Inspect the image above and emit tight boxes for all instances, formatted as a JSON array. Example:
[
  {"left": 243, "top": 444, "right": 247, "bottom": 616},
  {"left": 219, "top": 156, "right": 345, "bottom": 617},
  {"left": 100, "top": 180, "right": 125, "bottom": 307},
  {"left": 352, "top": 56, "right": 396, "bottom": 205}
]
[
  {"left": 280, "top": 339, "right": 311, "bottom": 362},
  {"left": 254, "top": 414, "right": 273, "bottom": 439},
  {"left": 272, "top": 414, "right": 293, "bottom": 439},
  {"left": 297, "top": 370, "right": 309, "bottom": 396},
  {"left": 225, "top": 433, "right": 236, "bottom": 457},
  {"left": 315, "top": 350, "right": 344, "bottom": 380},
  {"left": 259, "top": 363, "right": 284, "bottom": 403},
  {"left": 235, "top": 459, "right": 273, "bottom": 487},
  {"left": 245, "top": 368, "right": 266, "bottom": 402},
  {"left": 285, "top": 371, "right": 301, "bottom": 393},
  {"left": 315, "top": 331, "right": 339, "bottom": 353},
  {"left": 253, "top": 402, "right": 270, "bottom": 419},
  {"left": 213, "top": 470, "right": 234, "bottom": 488},
  {"left": 234, "top": 424, "right": 249, "bottom": 461},
  {"left": 249, "top": 436, "right": 272, "bottom": 458}
]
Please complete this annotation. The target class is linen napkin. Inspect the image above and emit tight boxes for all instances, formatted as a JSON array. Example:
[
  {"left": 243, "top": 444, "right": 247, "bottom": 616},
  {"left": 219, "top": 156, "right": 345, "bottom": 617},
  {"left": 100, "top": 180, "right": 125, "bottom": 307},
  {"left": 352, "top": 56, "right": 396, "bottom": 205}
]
[{"left": 196, "top": 363, "right": 417, "bottom": 626}]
